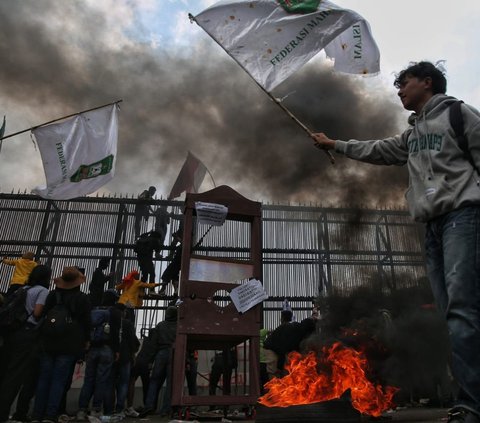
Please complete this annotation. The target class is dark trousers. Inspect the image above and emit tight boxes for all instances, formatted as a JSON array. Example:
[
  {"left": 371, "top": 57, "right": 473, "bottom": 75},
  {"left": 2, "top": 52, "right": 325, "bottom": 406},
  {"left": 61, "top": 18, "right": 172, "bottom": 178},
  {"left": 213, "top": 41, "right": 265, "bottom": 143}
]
[
  {"left": 32, "top": 352, "right": 77, "bottom": 421},
  {"left": 137, "top": 256, "right": 155, "bottom": 283},
  {"left": 209, "top": 352, "right": 235, "bottom": 396},
  {"left": 259, "top": 362, "right": 269, "bottom": 395},
  {"left": 0, "top": 327, "right": 40, "bottom": 421},
  {"left": 128, "top": 358, "right": 150, "bottom": 407},
  {"left": 145, "top": 348, "right": 172, "bottom": 414},
  {"left": 185, "top": 356, "right": 198, "bottom": 396},
  {"left": 105, "top": 361, "right": 131, "bottom": 413},
  {"left": 78, "top": 345, "right": 115, "bottom": 414},
  {"left": 58, "top": 360, "right": 77, "bottom": 415}
]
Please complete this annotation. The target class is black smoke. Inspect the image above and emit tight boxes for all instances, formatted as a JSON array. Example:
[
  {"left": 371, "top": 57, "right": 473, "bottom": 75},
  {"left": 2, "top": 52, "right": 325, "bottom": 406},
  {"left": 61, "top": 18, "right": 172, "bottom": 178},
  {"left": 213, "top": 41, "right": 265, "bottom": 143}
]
[
  {"left": 0, "top": 0, "right": 409, "bottom": 205},
  {"left": 303, "top": 280, "right": 455, "bottom": 406}
]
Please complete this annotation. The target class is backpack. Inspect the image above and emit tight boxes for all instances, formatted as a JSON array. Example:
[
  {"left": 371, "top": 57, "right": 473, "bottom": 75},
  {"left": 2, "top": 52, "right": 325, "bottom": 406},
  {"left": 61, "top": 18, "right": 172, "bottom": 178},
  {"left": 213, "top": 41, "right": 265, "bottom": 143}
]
[
  {"left": 0, "top": 286, "right": 30, "bottom": 334},
  {"left": 41, "top": 291, "right": 75, "bottom": 337},
  {"left": 90, "top": 307, "right": 111, "bottom": 343},
  {"left": 449, "top": 100, "right": 478, "bottom": 172}
]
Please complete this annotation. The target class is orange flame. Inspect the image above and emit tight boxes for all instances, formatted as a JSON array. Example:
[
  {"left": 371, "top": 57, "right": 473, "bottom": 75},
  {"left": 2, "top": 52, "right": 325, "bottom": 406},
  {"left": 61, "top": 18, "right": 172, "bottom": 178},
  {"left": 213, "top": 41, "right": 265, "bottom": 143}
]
[{"left": 258, "top": 342, "right": 399, "bottom": 417}]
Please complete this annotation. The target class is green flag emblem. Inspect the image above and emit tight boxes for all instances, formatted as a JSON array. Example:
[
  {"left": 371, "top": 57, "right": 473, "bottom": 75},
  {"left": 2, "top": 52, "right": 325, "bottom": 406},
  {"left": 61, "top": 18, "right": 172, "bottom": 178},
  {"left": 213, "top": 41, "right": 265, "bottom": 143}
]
[
  {"left": 277, "top": 0, "right": 321, "bottom": 14},
  {"left": 70, "top": 154, "right": 114, "bottom": 182}
]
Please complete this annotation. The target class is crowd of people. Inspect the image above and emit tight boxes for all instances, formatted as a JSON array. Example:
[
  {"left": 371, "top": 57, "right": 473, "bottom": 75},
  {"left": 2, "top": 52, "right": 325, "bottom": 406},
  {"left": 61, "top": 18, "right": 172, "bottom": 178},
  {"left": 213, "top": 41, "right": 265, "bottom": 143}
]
[
  {"left": 0, "top": 255, "right": 183, "bottom": 423},
  {"left": 0, "top": 250, "right": 322, "bottom": 423}
]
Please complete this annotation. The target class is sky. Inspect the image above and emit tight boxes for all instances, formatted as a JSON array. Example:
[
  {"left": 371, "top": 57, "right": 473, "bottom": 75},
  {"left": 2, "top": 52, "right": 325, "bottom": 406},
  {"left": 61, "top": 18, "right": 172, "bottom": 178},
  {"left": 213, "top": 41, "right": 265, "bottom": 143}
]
[{"left": 1, "top": 0, "right": 480, "bottom": 208}]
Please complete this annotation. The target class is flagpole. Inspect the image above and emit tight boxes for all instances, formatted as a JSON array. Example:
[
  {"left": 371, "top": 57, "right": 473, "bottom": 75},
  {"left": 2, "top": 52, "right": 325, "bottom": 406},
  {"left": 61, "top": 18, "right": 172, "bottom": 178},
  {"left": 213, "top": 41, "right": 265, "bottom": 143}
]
[
  {"left": 189, "top": 14, "right": 335, "bottom": 165},
  {"left": 0, "top": 100, "right": 123, "bottom": 141},
  {"left": 206, "top": 167, "right": 216, "bottom": 188}
]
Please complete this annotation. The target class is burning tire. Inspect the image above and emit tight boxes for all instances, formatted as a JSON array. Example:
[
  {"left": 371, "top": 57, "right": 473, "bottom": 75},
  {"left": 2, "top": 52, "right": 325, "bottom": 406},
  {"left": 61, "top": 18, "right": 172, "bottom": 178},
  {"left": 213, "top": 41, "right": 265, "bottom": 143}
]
[{"left": 255, "top": 399, "right": 361, "bottom": 423}]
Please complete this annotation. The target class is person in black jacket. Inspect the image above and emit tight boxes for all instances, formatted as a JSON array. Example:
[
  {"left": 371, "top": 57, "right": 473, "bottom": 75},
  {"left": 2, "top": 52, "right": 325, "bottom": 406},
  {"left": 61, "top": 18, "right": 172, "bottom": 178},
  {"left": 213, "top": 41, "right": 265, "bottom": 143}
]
[
  {"left": 208, "top": 348, "right": 237, "bottom": 398},
  {"left": 126, "top": 327, "right": 158, "bottom": 416},
  {"left": 139, "top": 306, "right": 178, "bottom": 418},
  {"left": 153, "top": 206, "right": 170, "bottom": 248},
  {"left": 159, "top": 233, "right": 182, "bottom": 297},
  {"left": 134, "top": 232, "right": 162, "bottom": 284},
  {"left": 89, "top": 258, "right": 114, "bottom": 307},
  {"left": 107, "top": 302, "right": 140, "bottom": 416},
  {"left": 32, "top": 267, "right": 91, "bottom": 423},
  {"left": 134, "top": 186, "right": 156, "bottom": 239},
  {"left": 76, "top": 290, "right": 122, "bottom": 420},
  {"left": 263, "top": 309, "right": 317, "bottom": 378}
]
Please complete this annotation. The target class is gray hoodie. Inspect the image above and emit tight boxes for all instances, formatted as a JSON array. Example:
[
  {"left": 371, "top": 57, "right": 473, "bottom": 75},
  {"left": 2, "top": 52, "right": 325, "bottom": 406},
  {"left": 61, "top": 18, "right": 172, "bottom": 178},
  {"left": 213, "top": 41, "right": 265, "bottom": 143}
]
[{"left": 334, "top": 94, "right": 480, "bottom": 222}]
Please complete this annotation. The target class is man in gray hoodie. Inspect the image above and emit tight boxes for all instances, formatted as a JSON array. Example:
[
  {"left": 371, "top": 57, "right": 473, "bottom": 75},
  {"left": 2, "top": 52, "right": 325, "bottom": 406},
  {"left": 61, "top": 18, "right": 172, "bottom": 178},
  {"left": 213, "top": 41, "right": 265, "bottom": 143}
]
[{"left": 313, "top": 61, "right": 480, "bottom": 423}]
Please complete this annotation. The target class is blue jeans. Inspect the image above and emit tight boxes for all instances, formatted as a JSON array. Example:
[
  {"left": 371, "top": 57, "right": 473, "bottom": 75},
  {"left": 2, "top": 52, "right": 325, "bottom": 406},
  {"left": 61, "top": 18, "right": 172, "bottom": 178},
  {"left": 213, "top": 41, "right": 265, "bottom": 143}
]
[
  {"left": 425, "top": 206, "right": 480, "bottom": 415},
  {"left": 145, "top": 348, "right": 172, "bottom": 414},
  {"left": 0, "top": 328, "right": 39, "bottom": 421},
  {"left": 78, "top": 345, "right": 115, "bottom": 414},
  {"left": 104, "top": 361, "right": 131, "bottom": 413},
  {"left": 115, "top": 362, "right": 131, "bottom": 412},
  {"left": 32, "top": 352, "right": 77, "bottom": 421}
]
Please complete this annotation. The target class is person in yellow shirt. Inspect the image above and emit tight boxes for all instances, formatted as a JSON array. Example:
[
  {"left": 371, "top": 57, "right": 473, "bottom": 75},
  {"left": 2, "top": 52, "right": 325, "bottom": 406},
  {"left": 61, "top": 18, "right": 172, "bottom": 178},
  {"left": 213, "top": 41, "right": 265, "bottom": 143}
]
[
  {"left": 115, "top": 270, "right": 159, "bottom": 321},
  {"left": 2, "top": 251, "right": 38, "bottom": 295}
]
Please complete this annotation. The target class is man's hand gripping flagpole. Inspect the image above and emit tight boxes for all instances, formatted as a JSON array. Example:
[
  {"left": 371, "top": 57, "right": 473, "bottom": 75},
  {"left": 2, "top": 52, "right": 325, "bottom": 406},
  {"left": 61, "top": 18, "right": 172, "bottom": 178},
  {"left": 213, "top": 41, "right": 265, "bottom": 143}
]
[{"left": 311, "top": 132, "right": 336, "bottom": 151}]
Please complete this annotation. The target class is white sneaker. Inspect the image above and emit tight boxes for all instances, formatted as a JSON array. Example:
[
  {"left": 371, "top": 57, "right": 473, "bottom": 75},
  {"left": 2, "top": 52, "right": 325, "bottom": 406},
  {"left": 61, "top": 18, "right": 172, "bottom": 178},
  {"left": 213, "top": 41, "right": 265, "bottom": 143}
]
[
  {"left": 101, "top": 415, "right": 125, "bottom": 423},
  {"left": 124, "top": 407, "right": 139, "bottom": 418},
  {"left": 90, "top": 410, "right": 102, "bottom": 419}
]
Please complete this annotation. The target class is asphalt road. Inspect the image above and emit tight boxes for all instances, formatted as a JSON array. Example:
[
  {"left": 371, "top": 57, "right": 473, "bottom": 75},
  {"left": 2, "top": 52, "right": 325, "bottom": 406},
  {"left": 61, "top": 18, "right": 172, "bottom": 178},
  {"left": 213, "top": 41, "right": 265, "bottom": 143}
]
[{"left": 130, "top": 406, "right": 448, "bottom": 423}]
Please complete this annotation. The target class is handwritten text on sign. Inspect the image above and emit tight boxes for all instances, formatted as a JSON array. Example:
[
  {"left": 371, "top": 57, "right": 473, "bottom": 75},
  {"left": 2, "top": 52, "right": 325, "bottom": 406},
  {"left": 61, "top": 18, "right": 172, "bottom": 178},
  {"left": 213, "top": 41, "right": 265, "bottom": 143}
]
[
  {"left": 195, "top": 201, "right": 228, "bottom": 226},
  {"left": 230, "top": 279, "right": 268, "bottom": 313}
]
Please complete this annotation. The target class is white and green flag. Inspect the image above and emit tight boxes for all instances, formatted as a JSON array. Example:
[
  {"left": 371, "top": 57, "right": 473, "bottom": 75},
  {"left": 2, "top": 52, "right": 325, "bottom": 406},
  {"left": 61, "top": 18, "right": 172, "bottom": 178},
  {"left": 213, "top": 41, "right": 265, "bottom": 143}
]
[
  {"left": 194, "top": 0, "right": 380, "bottom": 91},
  {"left": 32, "top": 104, "right": 118, "bottom": 200}
]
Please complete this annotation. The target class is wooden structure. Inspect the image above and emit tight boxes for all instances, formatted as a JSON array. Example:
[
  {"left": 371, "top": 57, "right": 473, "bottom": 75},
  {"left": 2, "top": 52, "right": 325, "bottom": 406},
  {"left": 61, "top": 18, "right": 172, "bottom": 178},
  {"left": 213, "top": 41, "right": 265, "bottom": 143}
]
[{"left": 171, "top": 185, "right": 262, "bottom": 413}]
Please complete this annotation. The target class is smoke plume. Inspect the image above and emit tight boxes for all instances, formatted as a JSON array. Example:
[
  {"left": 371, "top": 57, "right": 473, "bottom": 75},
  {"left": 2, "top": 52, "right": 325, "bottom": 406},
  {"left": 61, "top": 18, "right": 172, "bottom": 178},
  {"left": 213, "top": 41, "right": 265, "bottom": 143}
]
[
  {"left": 304, "top": 281, "right": 453, "bottom": 404},
  {"left": 0, "top": 0, "right": 409, "bottom": 207}
]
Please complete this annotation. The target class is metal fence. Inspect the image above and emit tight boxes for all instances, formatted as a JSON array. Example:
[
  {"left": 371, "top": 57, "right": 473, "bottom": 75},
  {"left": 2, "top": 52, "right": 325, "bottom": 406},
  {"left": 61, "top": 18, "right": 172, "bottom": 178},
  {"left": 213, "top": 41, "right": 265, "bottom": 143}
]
[{"left": 0, "top": 193, "right": 426, "bottom": 333}]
